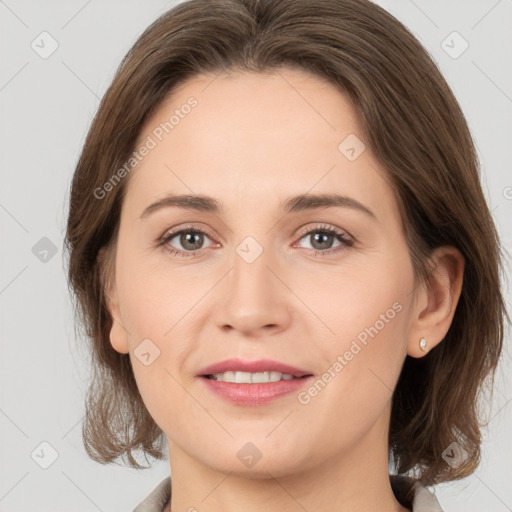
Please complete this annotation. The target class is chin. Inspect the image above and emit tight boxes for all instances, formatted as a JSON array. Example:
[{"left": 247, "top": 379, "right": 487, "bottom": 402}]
[{"left": 198, "top": 444, "right": 308, "bottom": 479}]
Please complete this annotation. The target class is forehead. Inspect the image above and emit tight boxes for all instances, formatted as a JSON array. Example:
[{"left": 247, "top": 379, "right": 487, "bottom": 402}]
[
  {"left": 139, "top": 67, "right": 363, "bottom": 147},
  {"left": 123, "top": 67, "right": 398, "bottom": 223}
]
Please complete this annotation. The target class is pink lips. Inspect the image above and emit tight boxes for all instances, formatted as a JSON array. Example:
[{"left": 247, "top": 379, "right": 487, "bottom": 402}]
[
  {"left": 198, "top": 358, "right": 312, "bottom": 378},
  {"left": 198, "top": 358, "right": 314, "bottom": 406}
]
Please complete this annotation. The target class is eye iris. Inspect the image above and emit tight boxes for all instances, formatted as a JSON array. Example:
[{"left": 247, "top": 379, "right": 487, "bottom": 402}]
[
  {"left": 181, "top": 231, "right": 203, "bottom": 250},
  {"left": 311, "top": 232, "right": 333, "bottom": 250}
]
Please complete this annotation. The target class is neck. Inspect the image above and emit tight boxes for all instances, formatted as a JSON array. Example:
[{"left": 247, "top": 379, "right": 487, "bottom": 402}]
[{"left": 165, "top": 411, "right": 409, "bottom": 512}]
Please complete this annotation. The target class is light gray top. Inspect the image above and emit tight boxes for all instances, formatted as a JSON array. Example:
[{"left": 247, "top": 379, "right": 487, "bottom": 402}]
[{"left": 132, "top": 474, "right": 444, "bottom": 511}]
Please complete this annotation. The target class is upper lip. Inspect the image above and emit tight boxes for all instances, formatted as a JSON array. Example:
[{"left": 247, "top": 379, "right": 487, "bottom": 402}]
[{"left": 198, "top": 358, "right": 313, "bottom": 378}]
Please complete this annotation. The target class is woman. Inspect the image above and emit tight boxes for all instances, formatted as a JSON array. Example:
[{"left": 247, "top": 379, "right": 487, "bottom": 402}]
[{"left": 64, "top": 0, "right": 508, "bottom": 510}]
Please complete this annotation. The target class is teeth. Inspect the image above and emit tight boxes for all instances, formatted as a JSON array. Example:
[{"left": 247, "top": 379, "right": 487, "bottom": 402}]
[{"left": 209, "top": 371, "right": 297, "bottom": 383}]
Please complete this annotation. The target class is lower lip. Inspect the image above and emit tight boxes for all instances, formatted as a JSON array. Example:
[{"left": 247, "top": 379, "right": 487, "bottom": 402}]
[{"left": 200, "top": 375, "right": 314, "bottom": 406}]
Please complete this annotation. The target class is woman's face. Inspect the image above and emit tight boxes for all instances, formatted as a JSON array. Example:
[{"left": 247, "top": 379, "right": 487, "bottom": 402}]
[{"left": 107, "top": 67, "right": 419, "bottom": 477}]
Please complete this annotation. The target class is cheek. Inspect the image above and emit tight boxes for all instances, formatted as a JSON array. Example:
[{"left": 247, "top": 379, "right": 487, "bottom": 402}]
[
  {"left": 299, "top": 257, "right": 411, "bottom": 411},
  {"left": 116, "top": 247, "right": 178, "bottom": 337},
  {"left": 115, "top": 251, "right": 202, "bottom": 413},
  {"left": 295, "top": 299, "right": 408, "bottom": 458},
  {"left": 304, "top": 254, "right": 411, "bottom": 348}
]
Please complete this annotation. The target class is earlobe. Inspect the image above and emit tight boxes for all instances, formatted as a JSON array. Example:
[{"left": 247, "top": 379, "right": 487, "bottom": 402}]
[
  {"left": 98, "top": 247, "right": 130, "bottom": 355},
  {"left": 108, "top": 314, "right": 130, "bottom": 355},
  {"left": 105, "top": 288, "right": 130, "bottom": 355},
  {"left": 407, "top": 246, "right": 464, "bottom": 358}
]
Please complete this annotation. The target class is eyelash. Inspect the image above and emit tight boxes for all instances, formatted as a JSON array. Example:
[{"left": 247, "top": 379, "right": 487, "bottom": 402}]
[{"left": 157, "top": 223, "right": 354, "bottom": 258}]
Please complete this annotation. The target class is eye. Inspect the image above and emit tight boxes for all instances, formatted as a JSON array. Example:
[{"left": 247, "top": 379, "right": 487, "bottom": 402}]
[
  {"left": 158, "top": 225, "right": 215, "bottom": 257},
  {"left": 157, "top": 223, "right": 354, "bottom": 258},
  {"left": 294, "top": 223, "right": 354, "bottom": 256}
]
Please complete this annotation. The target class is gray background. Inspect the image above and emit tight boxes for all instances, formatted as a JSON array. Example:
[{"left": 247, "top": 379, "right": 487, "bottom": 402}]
[{"left": 1, "top": 0, "right": 511, "bottom": 511}]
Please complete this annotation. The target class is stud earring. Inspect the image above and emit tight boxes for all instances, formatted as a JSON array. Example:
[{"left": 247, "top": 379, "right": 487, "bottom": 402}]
[{"left": 419, "top": 337, "right": 427, "bottom": 351}]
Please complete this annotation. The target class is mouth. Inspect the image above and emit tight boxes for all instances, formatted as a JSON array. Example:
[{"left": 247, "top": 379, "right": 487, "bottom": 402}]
[
  {"left": 203, "top": 371, "right": 312, "bottom": 383},
  {"left": 197, "top": 358, "right": 314, "bottom": 406},
  {"left": 198, "top": 357, "right": 313, "bottom": 379}
]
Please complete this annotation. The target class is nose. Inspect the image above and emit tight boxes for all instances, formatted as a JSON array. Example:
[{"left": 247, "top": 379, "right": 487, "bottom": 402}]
[{"left": 214, "top": 244, "right": 292, "bottom": 338}]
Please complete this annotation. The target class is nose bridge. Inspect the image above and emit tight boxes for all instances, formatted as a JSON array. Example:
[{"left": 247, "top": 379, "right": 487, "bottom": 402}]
[
  {"left": 230, "top": 232, "right": 277, "bottom": 303},
  {"left": 216, "top": 232, "right": 290, "bottom": 334}
]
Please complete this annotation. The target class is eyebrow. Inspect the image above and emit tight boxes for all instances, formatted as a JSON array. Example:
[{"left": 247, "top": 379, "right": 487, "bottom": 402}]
[{"left": 139, "top": 193, "right": 377, "bottom": 220}]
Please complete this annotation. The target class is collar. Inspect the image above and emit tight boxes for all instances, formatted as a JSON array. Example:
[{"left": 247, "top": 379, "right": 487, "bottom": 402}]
[{"left": 133, "top": 474, "right": 444, "bottom": 511}]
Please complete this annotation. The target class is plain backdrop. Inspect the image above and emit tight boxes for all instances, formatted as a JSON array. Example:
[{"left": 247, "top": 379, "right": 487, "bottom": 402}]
[{"left": 1, "top": 1, "right": 511, "bottom": 511}]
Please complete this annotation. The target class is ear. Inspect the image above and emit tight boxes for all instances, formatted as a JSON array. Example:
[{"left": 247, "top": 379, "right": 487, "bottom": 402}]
[
  {"left": 98, "top": 247, "right": 130, "bottom": 355},
  {"left": 407, "top": 246, "right": 464, "bottom": 358}
]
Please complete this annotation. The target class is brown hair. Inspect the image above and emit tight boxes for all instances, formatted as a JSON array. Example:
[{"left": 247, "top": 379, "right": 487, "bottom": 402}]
[{"left": 64, "top": 0, "right": 508, "bottom": 486}]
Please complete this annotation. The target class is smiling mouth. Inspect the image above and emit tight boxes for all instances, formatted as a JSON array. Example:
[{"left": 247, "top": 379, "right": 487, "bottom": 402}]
[{"left": 203, "top": 371, "right": 312, "bottom": 383}]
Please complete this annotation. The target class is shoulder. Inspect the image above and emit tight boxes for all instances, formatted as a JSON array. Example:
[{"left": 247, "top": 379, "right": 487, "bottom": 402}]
[
  {"left": 132, "top": 476, "right": 171, "bottom": 512},
  {"left": 390, "top": 474, "right": 444, "bottom": 512}
]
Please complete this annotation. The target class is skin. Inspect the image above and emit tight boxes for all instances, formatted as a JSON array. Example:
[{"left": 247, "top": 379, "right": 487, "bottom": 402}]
[{"left": 104, "top": 67, "right": 464, "bottom": 512}]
